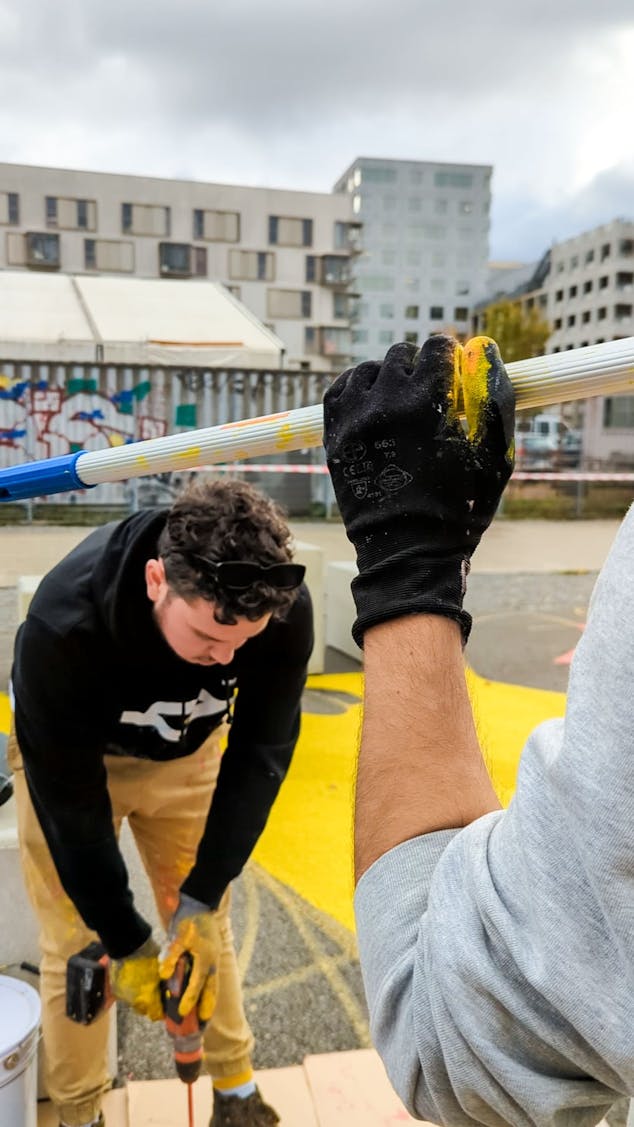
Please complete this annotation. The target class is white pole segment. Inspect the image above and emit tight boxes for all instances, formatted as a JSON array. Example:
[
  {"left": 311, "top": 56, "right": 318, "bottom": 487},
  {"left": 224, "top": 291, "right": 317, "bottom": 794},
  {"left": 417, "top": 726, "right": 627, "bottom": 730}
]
[{"left": 75, "top": 337, "right": 634, "bottom": 487}]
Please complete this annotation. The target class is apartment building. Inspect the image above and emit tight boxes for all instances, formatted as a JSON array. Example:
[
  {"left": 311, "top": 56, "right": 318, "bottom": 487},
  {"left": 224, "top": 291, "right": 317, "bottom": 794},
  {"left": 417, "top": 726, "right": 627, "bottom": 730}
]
[
  {"left": 472, "top": 219, "right": 634, "bottom": 465},
  {"left": 333, "top": 157, "right": 492, "bottom": 362},
  {"left": 0, "top": 163, "right": 361, "bottom": 371}
]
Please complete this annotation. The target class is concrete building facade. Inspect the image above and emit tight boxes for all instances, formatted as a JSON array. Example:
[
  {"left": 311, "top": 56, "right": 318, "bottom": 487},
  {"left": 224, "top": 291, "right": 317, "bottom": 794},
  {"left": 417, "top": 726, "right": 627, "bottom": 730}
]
[
  {"left": 472, "top": 219, "right": 634, "bottom": 466},
  {"left": 0, "top": 163, "right": 361, "bottom": 371},
  {"left": 333, "top": 156, "right": 492, "bottom": 363}
]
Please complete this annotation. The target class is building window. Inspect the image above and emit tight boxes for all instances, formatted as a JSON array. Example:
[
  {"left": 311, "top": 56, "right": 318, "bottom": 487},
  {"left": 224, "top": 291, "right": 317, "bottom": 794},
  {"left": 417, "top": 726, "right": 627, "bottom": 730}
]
[
  {"left": 459, "top": 201, "right": 473, "bottom": 214},
  {"left": 228, "top": 249, "right": 275, "bottom": 281},
  {"left": 405, "top": 278, "right": 420, "bottom": 292},
  {"left": 585, "top": 248, "right": 595, "bottom": 263},
  {"left": 268, "top": 215, "right": 313, "bottom": 247},
  {"left": 305, "top": 325, "right": 352, "bottom": 357},
  {"left": 26, "top": 231, "right": 60, "bottom": 268},
  {"left": 351, "top": 329, "right": 368, "bottom": 344},
  {"left": 321, "top": 255, "right": 350, "bottom": 285},
  {"left": 360, "top": 275, "right": 395, "bottom": 291},
  {"left": 569, "top": 285, "right": 578, "bottom": 298},
  {"left": 379, "top": 302, "right": 394, "bottom": 318},
  {"left": 45, "top": 196, "right": 58, "bottom": 226},
  {"left": 599, "top": 275, "right": 609, "bottom": 289},
  {"left": 122, "top": 202, "right": 171, "bottom": 236},
  {"left": 359, "top": 166, "right": 397, "bottom": 183},
  {"left": 582, "top": 310, "right": 591, "bottom": 324},
  {"left": 556, "top": 261, "right": 565, "bottom": 273},
  {"left": 378, "top": 329, "right": 394, "bottom": 345},
  {"left": 570, "top": 255, "right": 578, "bottom": 269},
  {"left": 616, "top": 271, "right": 634, "bottom": 289},
  {"left": 0, "top": 191, "right": 20, "bottom": 225},
  {"left": 583, "top": 280, "right": 593, "bottom": 294},
  {"left": 567, "top": 314, "right": 576, "bottom": 327},
  {"left": 405, "top": 305, "right": 419, "bottom": 318},
  {"left": 601, "top": 243, "right": 611, "bottom": 261},
  {"left": 334, "top": 221, "right": 361, "bottom": 252},
  {"left": 159, "top": 242, "right": 192, "bottom": 276},
  {"left": 193, "top": 208, "right": 240, "bottom": 242},
  {"left": 598, "top": 307, "right": 607, "bottom": 320},
  {"left": 84, "top": 238, "right": 134, "bottom": 272},
  {"left": 456, "top": 281, "right": 469, "bottom": 296},
  {"left": 45, "top": 195, "right": 96, "bottom": 230},
  {"left": 434, "top": 171, "right": 473, "bottom": 188},
  {"left": 604, "top": 397, "right": 634, "bottom": 429},
  {"left": 554, "top": 318, "right": 562, "bottom": 330},
  {"left": 619, "top": 239, "right": 634, "bottom": 256},
  {"left": 404, "top": 331, "right": 419, "bottom": 344},
  {"left": 454, "top": 306, "right": 469, "bottom": 321},
  {"left": 193, "top": 246, "right": 207, "bottom": 276},
  {"left": 556, "top": 290, "right": 563, "bottom": 302},
  {"left": 430, "top": 305, "right": 444, "bottom": 319},
  {"left": 333, "top": 292, "right": 352, "bottom": 318},
  {"left": 615, "top": 303, "right": 633, "bottom": 320},
  {"left": 267, "top": 289, "right": 312, "bottom": 319}
]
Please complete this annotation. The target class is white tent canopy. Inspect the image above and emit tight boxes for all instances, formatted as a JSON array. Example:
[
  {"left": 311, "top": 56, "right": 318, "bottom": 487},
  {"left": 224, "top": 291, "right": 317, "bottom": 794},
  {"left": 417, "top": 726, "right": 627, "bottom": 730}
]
[{"left": 0, "top": 272, "right": 285, "bottom": 367}]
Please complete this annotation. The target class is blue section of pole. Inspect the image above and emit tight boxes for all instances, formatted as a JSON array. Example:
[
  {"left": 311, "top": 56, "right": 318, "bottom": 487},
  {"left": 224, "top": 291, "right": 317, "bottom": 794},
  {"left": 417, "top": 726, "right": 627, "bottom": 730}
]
[{"left": 0, "top": 453, "right": 93, "bottom": 502}]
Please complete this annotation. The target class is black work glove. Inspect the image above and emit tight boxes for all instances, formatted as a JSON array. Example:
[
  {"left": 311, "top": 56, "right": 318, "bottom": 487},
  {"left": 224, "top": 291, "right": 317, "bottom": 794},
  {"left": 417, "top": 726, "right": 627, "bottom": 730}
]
[{"left": 323, "top": 334, "right": 515, "bottom": 646}]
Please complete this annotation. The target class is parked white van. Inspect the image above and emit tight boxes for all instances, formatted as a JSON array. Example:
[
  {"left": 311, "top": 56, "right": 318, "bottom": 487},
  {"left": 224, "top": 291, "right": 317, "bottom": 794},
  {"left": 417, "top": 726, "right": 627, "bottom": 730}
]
[{"left": 516, "top": 413, "right": 582, "bottom": 469}]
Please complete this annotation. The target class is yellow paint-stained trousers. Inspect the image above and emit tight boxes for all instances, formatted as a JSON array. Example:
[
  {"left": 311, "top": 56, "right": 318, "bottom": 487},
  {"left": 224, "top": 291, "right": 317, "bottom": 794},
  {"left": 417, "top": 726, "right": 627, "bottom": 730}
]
[{"left": 7, "top": 724, "right": 255, "bottom": 1127}]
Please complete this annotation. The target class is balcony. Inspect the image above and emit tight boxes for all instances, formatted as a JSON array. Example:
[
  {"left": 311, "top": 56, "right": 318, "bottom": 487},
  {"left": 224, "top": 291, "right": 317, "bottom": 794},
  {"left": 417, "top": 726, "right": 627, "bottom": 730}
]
[
  {"left": 305, "top": 325, "right": 352, "bottom": 360},
  {"left": 25, "top": 232, "right": 60, "bottom": 270},
  {"left": 320, "top": 255, "right": 352, "bottom": 287}
]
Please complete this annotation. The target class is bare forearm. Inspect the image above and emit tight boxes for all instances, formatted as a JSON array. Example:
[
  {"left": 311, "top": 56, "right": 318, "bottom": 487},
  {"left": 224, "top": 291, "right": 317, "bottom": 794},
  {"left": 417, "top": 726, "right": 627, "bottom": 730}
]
[{"left": 355, "top": 614, "right": 501, "bottom": 882}]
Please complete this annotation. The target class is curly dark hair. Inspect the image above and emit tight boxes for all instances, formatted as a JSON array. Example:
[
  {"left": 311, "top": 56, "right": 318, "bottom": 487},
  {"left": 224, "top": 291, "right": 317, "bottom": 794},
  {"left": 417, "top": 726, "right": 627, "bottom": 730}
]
[{"left": 157, "top": 478, "right": 299, "bottom": 624}]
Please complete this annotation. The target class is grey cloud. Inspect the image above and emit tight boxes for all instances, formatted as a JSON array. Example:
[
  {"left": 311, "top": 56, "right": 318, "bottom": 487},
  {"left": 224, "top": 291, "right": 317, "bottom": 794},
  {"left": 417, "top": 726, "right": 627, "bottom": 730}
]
[{"left": 491, "top": 164, "right": 634, "bottom": 259}]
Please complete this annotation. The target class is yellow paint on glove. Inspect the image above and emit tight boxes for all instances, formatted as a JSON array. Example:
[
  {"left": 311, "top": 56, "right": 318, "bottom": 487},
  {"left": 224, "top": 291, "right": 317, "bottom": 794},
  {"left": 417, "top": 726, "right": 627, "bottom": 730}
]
[{"left": 110, "top": 935, "right": 163, "bottom": 1022}]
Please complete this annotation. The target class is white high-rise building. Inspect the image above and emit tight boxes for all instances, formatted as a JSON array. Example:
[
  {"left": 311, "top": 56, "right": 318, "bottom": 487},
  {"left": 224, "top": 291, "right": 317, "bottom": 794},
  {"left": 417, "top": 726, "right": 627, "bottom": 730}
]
[{"left": 333, "top": 157, "right": 492, "bottom": 362}]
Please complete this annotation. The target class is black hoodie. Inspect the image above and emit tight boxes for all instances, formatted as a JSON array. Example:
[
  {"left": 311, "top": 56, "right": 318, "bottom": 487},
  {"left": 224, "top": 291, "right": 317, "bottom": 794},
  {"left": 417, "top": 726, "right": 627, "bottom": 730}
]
[{"left": 11, "top": 509, "right": 313, "bottom": 957}]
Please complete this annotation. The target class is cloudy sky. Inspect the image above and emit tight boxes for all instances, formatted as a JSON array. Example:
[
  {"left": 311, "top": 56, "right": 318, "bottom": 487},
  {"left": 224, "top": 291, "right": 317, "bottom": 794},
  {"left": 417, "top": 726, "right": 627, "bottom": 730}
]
[{"left": 1, "top": 0, "right": 632, "bottom": 261}]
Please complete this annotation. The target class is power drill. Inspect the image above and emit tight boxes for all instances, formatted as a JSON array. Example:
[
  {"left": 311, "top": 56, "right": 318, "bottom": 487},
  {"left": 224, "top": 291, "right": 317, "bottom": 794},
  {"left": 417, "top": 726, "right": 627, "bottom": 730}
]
[{"left": 66, "top": 942, "right": 206, "bottom": 1082}]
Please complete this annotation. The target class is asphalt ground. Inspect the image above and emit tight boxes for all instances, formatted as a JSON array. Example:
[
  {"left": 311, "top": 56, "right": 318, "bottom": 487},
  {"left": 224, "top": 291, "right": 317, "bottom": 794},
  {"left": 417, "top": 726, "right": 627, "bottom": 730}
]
[{"left": 0, "top": 518, "right": 621, "bottom": 1091}]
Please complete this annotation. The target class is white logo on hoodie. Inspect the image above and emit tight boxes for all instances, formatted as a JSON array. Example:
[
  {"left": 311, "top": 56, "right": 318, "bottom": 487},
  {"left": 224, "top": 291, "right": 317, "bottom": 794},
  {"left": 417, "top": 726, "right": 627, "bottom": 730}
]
[{"left": 119, "top": 689, "right": 227, "bottom": 743}]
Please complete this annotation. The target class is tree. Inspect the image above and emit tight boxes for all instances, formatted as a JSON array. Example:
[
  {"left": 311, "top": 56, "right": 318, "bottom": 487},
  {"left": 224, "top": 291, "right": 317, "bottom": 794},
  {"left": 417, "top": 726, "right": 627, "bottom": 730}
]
[{"left": 482, "top": 300, "right": 550, "bottom": 363}]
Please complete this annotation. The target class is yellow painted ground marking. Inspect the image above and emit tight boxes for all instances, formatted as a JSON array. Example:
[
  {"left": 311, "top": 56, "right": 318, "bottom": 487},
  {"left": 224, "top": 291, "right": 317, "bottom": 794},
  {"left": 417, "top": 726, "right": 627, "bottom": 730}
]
[
  {"left": 253, "top": 669, "right": 566, "bottom": 931},
  {"left": 236, "top": 866, "right": 261, "bottom": 981},
  {"left": 253, "top": 865, "right": 371, "bottom": 1045},
  {"left": 0, "top": 693, "right": 10, "bottom": 734},
  {"left": 0, "top": 666, "right": 566, "bottom": 934}
]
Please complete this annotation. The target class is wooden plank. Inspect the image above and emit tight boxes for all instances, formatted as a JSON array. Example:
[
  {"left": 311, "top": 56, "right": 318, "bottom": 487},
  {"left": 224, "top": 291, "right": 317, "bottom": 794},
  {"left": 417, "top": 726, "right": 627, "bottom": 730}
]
[
  {"left": 303, "top": 1048, "right": 424, "bottom": 1125},
  {"left": 126, "top": 1068, "right": 318, "bottom": 1126},
  {"left": 38, "top": 1087, "right": 128, "bottom": 1126}
]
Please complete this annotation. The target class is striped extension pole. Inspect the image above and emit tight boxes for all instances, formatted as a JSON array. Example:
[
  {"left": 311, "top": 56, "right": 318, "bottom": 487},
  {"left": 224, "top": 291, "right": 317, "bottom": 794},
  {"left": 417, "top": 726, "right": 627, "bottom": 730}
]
[{"left": 1, "top": 337, "right": 633, "bottom": 502}]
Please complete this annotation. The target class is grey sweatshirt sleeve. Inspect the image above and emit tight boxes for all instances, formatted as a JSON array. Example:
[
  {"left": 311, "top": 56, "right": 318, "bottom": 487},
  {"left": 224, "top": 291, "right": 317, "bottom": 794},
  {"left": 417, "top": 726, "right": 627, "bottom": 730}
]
[{"left": 354, "top": 505, "right": 634, "bottom": 1127}]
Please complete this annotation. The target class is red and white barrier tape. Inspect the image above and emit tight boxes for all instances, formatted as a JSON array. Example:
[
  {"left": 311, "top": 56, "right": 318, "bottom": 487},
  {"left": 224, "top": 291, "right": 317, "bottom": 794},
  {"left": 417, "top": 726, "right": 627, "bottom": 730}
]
[{"left": 205, "top": 465, "right": 634, "bottom": 484}]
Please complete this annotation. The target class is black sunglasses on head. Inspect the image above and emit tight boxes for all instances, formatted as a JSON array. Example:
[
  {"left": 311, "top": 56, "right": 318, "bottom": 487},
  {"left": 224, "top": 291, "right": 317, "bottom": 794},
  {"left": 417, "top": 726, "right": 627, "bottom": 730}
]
[{"left": 191, "top": 556, "right": 306, "bottom": 591}]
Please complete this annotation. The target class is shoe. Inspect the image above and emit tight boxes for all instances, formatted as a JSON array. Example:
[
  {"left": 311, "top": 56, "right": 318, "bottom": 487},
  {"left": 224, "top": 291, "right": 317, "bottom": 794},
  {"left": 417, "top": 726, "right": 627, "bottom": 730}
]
[{"left": 210, "top": 1086, "right": 280, "bottom": 1126}]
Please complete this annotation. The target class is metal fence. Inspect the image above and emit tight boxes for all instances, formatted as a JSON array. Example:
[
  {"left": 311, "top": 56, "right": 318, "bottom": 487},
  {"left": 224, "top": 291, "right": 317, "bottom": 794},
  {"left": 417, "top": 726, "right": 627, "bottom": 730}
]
[{"left": 0, "top": 360, "right": 335, "bottom": 513}]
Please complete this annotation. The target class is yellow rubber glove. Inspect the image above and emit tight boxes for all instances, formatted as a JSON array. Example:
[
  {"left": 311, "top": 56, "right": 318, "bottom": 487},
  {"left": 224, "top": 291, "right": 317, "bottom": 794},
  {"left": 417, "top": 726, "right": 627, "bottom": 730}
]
[
  {"left": 159, "top": 893, "right": 222, "bottom": 1022},
  {"left": 109, "top": 935, "right": 163, "bottom": 1022}
]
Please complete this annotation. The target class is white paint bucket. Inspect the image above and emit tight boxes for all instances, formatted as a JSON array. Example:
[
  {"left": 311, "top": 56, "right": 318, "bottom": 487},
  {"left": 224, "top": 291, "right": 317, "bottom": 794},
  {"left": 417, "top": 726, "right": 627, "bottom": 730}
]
[{"left": 0, "top": 976, "right": 41, "bottom": 1127}]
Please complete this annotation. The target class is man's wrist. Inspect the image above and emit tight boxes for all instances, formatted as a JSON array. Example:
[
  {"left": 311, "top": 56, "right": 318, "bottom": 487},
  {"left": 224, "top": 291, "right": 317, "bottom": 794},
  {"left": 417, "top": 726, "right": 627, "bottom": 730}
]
[{"left": 351, "top": 552, "right": 472, "bottom": 647}]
